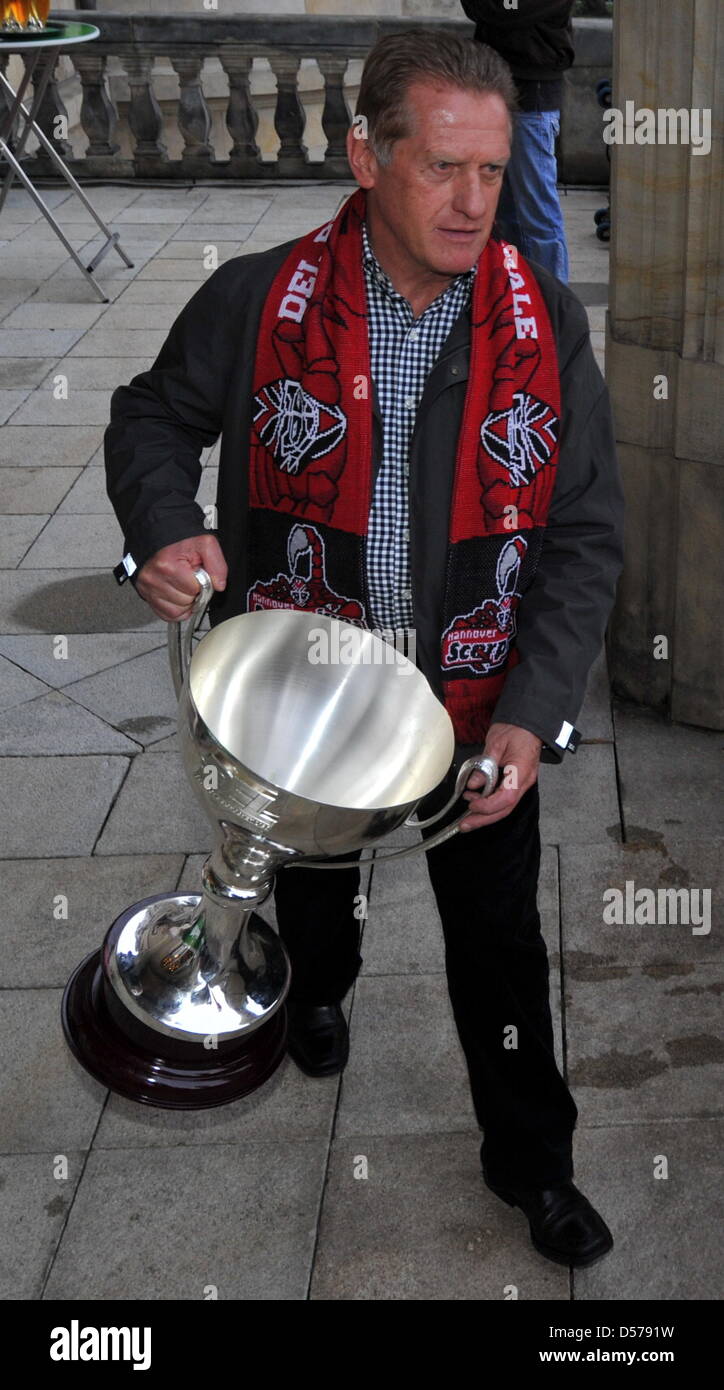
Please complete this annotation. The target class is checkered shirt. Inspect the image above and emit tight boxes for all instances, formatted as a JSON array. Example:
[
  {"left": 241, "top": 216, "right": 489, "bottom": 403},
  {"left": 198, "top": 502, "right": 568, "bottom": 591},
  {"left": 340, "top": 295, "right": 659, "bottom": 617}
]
[{"left": 361, "top": 217, "right": 477, "bottom": 632}]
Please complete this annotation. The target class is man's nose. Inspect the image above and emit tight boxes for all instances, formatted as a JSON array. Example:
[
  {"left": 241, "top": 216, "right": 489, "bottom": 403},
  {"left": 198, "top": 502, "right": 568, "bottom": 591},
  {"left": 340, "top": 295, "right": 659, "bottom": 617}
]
[{"left": 450, "top": 173, "right": 490, "bottom": 222}]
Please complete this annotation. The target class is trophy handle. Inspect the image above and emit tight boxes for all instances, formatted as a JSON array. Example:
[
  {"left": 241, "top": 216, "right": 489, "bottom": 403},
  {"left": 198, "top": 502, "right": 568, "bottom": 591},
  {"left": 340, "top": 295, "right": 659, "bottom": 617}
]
[
  {"left": 301, "top": 754, "right": 500, "bottom": 868},
  {"left": 404, "top": 754, "right": 498, "bottom": 830},
  {"left": 168, "top": 567, "right": 215, "bottom": 697}
]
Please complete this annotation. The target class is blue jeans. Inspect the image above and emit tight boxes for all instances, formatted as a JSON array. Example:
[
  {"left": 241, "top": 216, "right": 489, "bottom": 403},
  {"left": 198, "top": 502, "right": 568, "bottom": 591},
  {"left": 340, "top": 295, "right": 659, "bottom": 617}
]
[{"left": 496, "top": 110, "right": 569, "bottom": 283}]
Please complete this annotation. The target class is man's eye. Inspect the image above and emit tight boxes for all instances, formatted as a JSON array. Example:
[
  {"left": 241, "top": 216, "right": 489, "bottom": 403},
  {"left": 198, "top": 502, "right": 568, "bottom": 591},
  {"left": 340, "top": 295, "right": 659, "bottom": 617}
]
[{"left": 435, "top": 161, "right": 452, "bottom": 170}]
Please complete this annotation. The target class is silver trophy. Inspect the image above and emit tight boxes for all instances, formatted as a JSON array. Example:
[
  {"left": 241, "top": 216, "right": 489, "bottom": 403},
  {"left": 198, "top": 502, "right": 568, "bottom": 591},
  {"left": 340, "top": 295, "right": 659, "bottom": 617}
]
[{"left": 62, "top": 570, "right": 497, "bottom": 1108}]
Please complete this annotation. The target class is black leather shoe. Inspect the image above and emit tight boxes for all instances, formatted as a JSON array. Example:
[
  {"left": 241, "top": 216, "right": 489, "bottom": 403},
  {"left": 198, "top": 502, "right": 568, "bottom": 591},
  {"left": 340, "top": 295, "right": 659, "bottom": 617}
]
[
  {"left": 286, "top": 1001, "right": 349, "bottom": 1077},
  {"left": 484, "top": 1176, "right": 614, "bottom": 1268}
]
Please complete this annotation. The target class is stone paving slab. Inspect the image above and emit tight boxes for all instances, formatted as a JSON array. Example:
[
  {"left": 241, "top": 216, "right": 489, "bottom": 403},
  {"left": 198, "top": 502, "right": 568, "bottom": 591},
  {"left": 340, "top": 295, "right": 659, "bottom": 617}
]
[
  {"left": 8, "top": 388, "right": 115, "bottom": 428},
  {"left": 116, "top": 279, "right": 207, "bottom": 304},
  {"left": 0, "top": 989, "right": 107, "bottom": 1152},
  {"left": 0, "top": 571, "right": 162, "bottom": 635},
  {"left": 538, "top": 743, "right": 622, "bottom": 844},
  {"left": 0, "top": 689, "right": 138, "bottom": 755},
  {"left": 0, "top": 514, "right": 49, "bottom": 566},
  {"left": 0, "top": 1152, "right": 85, "bottom": 1301},
  {"left": 566, "top": 961, "right": 724, "bottom": 1124},
  {"left": 43, "top": 1140, "right": 328, "bottom": 1300},
  {"left": 95, "top": 1052, "right": 339, "bottom": 1150},
  {"left": 197, "top": 467, "right": 218, "bottom": 510},
  {"left": 93, "top": 301, "right": 181, "bottom": 329},
  {"left": 26, "top": 275, "right": 131, "bottom": 305},
  {"left": 66, "top": 327, "right": 169, "bottom": 358},
  {"left": 310, "top": 1132, "right": 568, "bottom": 1301},
  {"left": 132, "top": 257, "right": 228, "bottom": 280},
  {"left": 572, "top": 1119, "right": 723, "bottom": 1300},
  {"left": 559, "top": 841, "right": 723, "bottom": 964},
  {"left": 40, "top": 357, "right": 155, "bottom": 392},
  {"left": 335, "top": 973, "right": 477, "bottom": 1139},
  {"left": 0, "top": 632, "right": 163, "bottom": 687},
  {"left": 0, "top": 853, "right": 183, "bottom": 988},
  {"left": 0, "top": 652, "right": 49, "bottom": 710},
  {"left": 0, "top": 303, "right": 105, "bottom": 331},
  {"left": 54, "top": 466, "right": 121, "bottom": 514},
  {"left": 0, "top": 465, "right": 80, "bottom": 514},
  {"left": 578, "top": 648, "right": 614, "bottom": 742},
  {"left": 0, "top": 388, "right": 32, "bottom": 424},
  {"left": 0, "top": 424, "right": 103, "bottom": 468},
  {"left": 130, "top": 189, "right": 209, "bottom": 209},
  {"left": 65, "top": 645, "right": 178, "bottom": 748},
  {"left": 95, "top": 750, "right": 211, "bottom": 856},
  {"left": 165, "top": 229, "right": 253, "bottom": 252},
  {"left": 0, "top": 279, "right": 53, "bottom": 312},
  {"left": 165, "top": 228, "right": 251, "bottom": 248},
  {"left": 19, "top": 513, "right": 122, "bottom": 569},
  {"left": 0, "top": 753, "right": 128, "bottom": 857},
  {"left": 614, "top": 703, "right": 724, "bottom": 840},
  {"left": 186, "top": 199, "right": 275, "bottom": 223},
  {"left": 112, "top": 205, "right": 205, "bottom": 225},
  {"left": 0, "top": 357, "right": 58, "bottom": 389}
]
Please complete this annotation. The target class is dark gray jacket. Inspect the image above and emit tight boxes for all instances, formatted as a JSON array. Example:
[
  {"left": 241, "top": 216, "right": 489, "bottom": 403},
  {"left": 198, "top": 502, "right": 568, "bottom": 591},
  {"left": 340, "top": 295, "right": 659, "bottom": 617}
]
[{"left": 105, "top": 238, "right": 624, "bottom": 763}]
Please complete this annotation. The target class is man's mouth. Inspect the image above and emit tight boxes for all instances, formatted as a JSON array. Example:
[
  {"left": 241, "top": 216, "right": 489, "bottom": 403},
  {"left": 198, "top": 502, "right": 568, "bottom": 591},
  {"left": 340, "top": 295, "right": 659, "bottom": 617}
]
[{"left": 437, "top": 227, "right": 481, "bottom": 240}]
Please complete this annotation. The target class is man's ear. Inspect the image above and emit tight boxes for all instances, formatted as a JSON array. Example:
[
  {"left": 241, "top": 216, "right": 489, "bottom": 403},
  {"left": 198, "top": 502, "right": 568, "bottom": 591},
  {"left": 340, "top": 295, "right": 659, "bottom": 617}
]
[{"left": 345, "top": 120, "right": 377, "bottom": 189}]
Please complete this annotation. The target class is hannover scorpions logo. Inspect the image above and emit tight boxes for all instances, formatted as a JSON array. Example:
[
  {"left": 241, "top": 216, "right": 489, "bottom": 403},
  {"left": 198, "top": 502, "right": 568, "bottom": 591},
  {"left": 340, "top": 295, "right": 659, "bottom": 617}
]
[
  {"left": 442, "top": 535, "right": 528, "bottom": 676},
  {"left": 247, "top": 523, "right": 365, "bottom": 622}
]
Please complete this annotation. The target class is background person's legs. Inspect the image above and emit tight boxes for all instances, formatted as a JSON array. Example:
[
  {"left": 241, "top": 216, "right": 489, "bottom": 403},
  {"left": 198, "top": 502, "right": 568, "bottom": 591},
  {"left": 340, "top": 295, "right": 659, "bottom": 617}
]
[
  {"left": 496, "top": 110, "right": 570, "bottom": 283},
  {"left": 422, "top": 783, "right": 578, "bottom": 1189}
]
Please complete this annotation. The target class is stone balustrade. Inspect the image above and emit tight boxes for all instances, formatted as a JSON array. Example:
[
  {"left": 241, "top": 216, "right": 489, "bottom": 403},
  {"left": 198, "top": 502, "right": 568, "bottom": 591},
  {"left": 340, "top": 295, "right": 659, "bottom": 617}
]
[{"left": 1, "top": 11, "right": 611, "bottom": 182}]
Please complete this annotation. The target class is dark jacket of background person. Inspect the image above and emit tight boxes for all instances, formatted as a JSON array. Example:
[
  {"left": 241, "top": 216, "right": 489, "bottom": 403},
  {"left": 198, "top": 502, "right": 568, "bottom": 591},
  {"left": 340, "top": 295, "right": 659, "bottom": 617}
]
[
  {"left": 461, "top": 0, "right": 576, "bottom": 109},
  {"left": 104, "top": 240, "right": 623, "bottom": 765}
]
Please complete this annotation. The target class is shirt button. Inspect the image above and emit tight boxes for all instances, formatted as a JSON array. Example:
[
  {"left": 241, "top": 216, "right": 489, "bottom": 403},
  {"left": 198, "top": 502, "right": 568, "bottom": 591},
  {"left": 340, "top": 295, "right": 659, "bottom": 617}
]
[
  {"left": 402, "top": 527, "right": 409, "bottom": 542},
  {"left": 409, "top": 328, "right": 419, "bottom": 341},
  {"left": 402, "top": 588, "right": 411, "bottom": 600},
  {"left": 404, "top": 396, "right": 416, "bottom": 410}
]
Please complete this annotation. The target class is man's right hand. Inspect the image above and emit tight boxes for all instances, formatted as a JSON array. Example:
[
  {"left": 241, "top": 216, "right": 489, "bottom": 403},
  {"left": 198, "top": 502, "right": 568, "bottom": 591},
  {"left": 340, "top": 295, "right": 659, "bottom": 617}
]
[{"left": 135, "top": 535, "right": 228, "bottom": 621}]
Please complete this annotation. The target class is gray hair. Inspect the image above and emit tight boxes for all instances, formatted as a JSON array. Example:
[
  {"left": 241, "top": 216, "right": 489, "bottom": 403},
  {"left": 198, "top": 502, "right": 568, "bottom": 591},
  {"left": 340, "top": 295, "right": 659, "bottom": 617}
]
[{"left": 355, "top": 30, "right": 518, "bottom": 167}]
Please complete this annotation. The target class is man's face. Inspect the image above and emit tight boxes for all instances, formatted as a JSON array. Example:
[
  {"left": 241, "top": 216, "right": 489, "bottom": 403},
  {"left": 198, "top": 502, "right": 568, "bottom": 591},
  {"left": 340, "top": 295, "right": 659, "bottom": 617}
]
[{"left": 354, "top": 81, "right": 511, "bottom": 282}]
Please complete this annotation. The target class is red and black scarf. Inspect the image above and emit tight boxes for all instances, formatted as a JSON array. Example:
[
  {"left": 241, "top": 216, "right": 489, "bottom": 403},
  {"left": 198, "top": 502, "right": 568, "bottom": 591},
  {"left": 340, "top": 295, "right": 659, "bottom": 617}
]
[{"left": 245, "top": 186, "right": 560, "bottom": 745}]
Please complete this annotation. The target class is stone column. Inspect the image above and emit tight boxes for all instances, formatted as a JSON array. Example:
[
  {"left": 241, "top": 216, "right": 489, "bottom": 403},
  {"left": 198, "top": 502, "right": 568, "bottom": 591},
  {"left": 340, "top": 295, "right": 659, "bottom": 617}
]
[{"left": 606, "top": 0, "right": 724, "bottom": 730}]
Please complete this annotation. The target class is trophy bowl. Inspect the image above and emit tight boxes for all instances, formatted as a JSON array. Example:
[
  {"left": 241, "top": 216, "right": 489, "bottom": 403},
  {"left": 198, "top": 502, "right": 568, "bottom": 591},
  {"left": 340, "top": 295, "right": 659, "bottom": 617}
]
[{"left": 61, "top": 572, "right": 496, "bottom": 1109}]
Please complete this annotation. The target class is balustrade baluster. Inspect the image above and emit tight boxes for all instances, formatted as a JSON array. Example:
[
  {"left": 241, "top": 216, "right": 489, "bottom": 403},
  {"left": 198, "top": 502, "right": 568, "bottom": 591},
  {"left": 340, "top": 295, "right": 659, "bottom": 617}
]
[
  {"left": 318, "top": 53, "right": 350, "bottom": 165},
  {"left": 169, "top": 53, "right": 213, "bottom": 168},
  {"left": 268, "top": 51, "right": 308, "bottom": 174},
  {"left": 219, "top": 50, "right": 261, "bottom": 176},
  {"left": 72, "top": 51, "right": 119, "bottom": 158},
  {"left": 124, "top": 51, "right": 168, "bottom": 172}
]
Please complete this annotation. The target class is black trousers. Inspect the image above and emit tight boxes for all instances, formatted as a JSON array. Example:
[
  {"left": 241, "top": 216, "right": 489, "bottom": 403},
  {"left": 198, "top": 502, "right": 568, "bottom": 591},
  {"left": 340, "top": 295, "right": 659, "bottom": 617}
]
[{"left": 273, "top": 783, "right": 578, "bottom": 1187}]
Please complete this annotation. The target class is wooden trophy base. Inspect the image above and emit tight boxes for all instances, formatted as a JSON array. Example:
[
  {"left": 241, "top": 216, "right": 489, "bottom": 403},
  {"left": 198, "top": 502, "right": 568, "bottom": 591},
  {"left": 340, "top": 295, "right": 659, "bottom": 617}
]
[{"left": 62, "top": 949, "right": 288, "bottom": 1110}]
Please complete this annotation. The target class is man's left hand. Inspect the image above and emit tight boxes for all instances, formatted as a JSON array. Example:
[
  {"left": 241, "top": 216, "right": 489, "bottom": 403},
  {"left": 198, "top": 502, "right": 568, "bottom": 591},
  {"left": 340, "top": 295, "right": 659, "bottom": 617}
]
[{"left": 459, "top": 722, "right": 543, "bottom": 831}]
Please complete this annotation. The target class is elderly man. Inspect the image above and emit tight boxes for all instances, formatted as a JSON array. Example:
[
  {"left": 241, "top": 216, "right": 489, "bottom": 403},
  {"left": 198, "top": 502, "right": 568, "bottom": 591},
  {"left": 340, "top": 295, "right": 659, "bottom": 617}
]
[{"left": 106, "top": 31, "right": 623, "bottom": 1270}]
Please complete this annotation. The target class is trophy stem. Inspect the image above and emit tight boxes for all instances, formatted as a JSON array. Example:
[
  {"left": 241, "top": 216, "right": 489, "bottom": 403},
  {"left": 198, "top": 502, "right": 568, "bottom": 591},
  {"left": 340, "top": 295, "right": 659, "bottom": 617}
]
[{"left": 196, "top": 853, "right": 273, "bottom": 982}]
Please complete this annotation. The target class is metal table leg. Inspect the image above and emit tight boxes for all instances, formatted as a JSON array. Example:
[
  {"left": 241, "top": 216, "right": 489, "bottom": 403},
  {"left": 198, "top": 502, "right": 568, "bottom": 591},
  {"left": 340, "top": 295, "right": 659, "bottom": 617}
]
[{"left": 0, "top": 53, "right": 134, "bottom": 301}]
